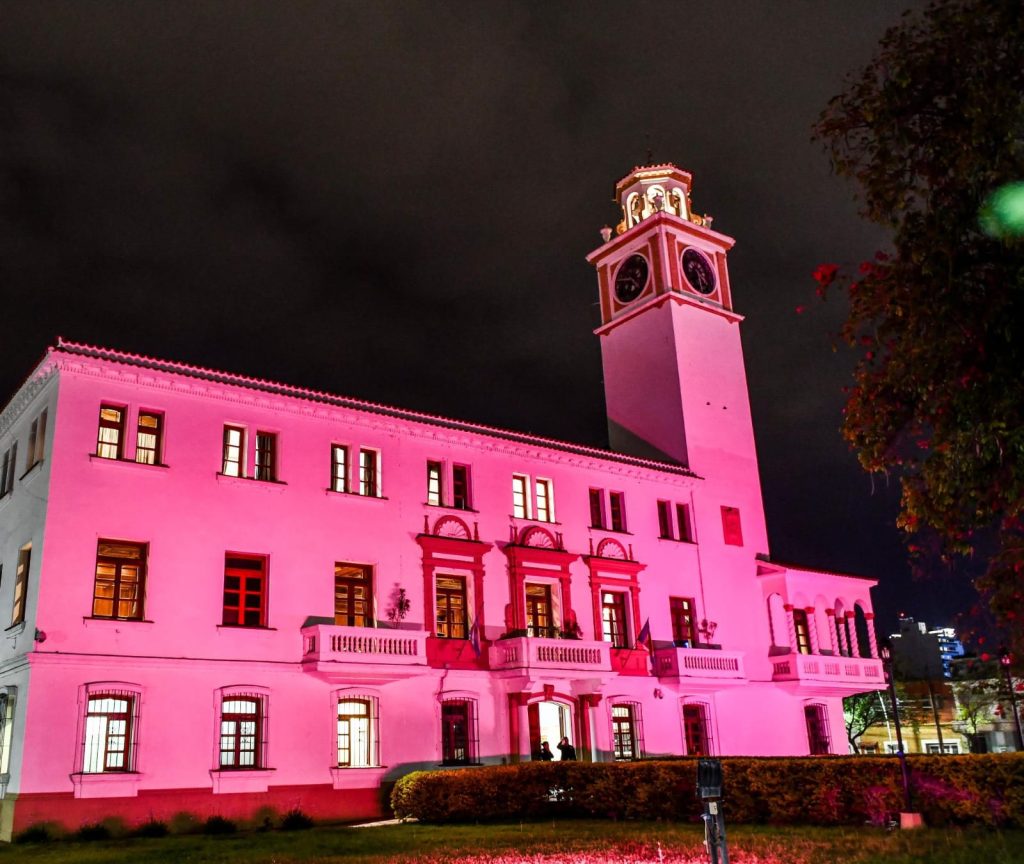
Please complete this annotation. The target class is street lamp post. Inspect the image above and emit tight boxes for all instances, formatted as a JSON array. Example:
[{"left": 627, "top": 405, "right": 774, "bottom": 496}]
[
  {"left": 880, "top": 644, "right": 913, "bottom": 814},
  {"left": 999, "top": 650, "right": 1023, "bottom": 751}
]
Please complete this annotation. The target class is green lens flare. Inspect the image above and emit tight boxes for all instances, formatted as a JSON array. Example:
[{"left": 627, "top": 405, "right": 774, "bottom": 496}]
[{"left": 980, "top": 182, "right": 1024, "bottom": 237}]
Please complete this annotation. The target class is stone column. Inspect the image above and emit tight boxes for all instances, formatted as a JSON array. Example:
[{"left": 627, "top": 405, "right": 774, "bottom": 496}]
[
  {"left": 783, "top": 603, "right": 798, "bottom": 651},
  {"left": 826, "top": 609, "right": 840, "bottom": 655},
  {"left": 846, "top": 611, "right": 860, "bottom": 658},
  {"left": 805, "top": 607, "right": 820, "bottom": 654},
  {"left": 864, "top": 612, "right": 880, "bottom": 658}
]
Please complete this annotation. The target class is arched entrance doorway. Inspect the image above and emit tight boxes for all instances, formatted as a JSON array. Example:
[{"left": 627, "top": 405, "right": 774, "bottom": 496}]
[{"left": 528, "top": 700, "right": 574, "bottom": 759}]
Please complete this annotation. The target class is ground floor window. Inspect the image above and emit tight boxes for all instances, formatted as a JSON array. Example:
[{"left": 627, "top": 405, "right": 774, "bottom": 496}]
[
  {"left": 441, "top": 698, "right": 478, "bottom": 765},
  {"left": 337, "top": 696, "right": 379, "bottom": 767},
  {"left": 925, "top": 742, "right": 960, "bottom": 754},
  {"left": 611, "top": 702, "right": 643, "bottom": 760},
  {"left": 83, "top": 692, "right": 137, "bottom": 773},
  {"left": 804, "top": 704, "right": 831, "bottom": 755},
  {"left": 682, "top": 702, "right": 714, "bottom": 756},
  {"left": 219, "top": 694, "right": 265, "bottom": 769}
]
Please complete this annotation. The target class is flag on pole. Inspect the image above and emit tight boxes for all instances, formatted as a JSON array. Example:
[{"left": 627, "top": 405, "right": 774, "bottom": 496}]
[
  {"left": 636, "top": 618, "right": 651, "bottom": 651},
  {"left": 469, "top": 616, "right": 481, "bottom": 658}
]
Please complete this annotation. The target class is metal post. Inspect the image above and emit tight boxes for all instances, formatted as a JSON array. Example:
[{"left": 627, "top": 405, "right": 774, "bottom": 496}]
[
  {"left": 880, "top": 645, "right": 913, "bottom": 813},
  {"left": 696, "top": 758, "right": 729, "bottom": 864},
  {"left": 1000, "top": 651, "right": 1023, "bottom": 751}
]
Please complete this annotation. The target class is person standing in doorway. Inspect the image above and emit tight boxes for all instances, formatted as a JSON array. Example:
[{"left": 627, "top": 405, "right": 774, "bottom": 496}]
[
  {"left": 557, "top": 736, "right": 577, "bottom": 760},
  {"left": 538, "top": 741, "right": 554, "bottom": 761}
]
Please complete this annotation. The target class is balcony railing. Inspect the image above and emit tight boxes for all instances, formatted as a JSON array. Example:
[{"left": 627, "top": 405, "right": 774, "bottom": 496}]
[
  {"left": 489, "top": 636, "right": 612, "bottom": 673},
  {"left": 771, "top": 651, "right": 883, "bottom": 687},
  {"left": 654, "top": 646, "right": 746, "bottom": 680},
  {"left": 302, "top": 624, "right": 429, "bottom": 666}
]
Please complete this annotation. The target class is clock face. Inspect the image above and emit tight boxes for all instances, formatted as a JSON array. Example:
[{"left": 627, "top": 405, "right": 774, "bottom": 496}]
[
  {"left": 682, "top": 248, "right": 717, "bottom": 296},
  {"left": 614, "top": 254, "right": 649, "bottom": 304}
]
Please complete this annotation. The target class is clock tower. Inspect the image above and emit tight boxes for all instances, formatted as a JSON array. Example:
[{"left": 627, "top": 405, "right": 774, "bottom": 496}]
[{"left": 587, "top": 163, "right": 768, "bottom": 550}]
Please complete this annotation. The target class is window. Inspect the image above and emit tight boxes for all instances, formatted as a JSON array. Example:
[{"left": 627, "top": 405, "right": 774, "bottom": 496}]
[
  {"left": 525, "top": 583, "right": 556, "bottom": 638},
  {"left": 512, "top": 475, "right": 555, "bottom": 522},
  {"left": 335, "top": 563, "right": 372, "bottom": 627},
  {"left": 93, "top": 541, "right": 146, "bottom": 620},
  {"left": 219, "top": 695, "right": 264, "bottom": 769},
  {"left": 452, "top": 464, "right": 471, "bottom": 510},
  {"left": 359, "top": 448, "right": 380, "bottom": 497},
  {"left": 512, "top": 475, "right": 529, "bottom": 518},
  {"left": 0, "top": 443, "right": 15, "bottom": 496},
  {"left": 254, "top": 432, "right": 277, "bottom": 482},
  {"left": 0, "top": 688, "right": 15, "bottom": 776},
  {"left": 83, "top": 692, "right": 138, "bottom": 773},
  {"left": 330, "top": 444, "right": 348, "bottom": 492},
  {"left": 535, "top": 479, "right": 553, "bottom": 522},
  {"left": 612, "top": 702, "right": 643, "bottom": 760},
  {"left": 925, "top": 742, "right": 959, "bottom": 754},
  {"left": 24, "top": 410, "right": 46, "bottom": 471},
  {"left": 609, "top": 492, "right": 626, "bottom": 532},
  {"left": 222, "top": 555, "right": 268, "bottom": 627},
  {"left": 793, "top": 609, "right": 812, "bottom": 655},
  {"left": 804, "top": 705, "right": 831, "bottom": 755},
  {"left": 657, "top": 500, "right": 693, "bottom": 541},
  {"left": 435, "top": 575, "right": 467, "bottom": 639},
  {"left": 589, "top": 489, "right": 605, "bottom": 528},
  {"left": 683, "top": 703, "right": 713, "bottom": 756},
  {"left": 441, "top": 699, "right": 477, "bottom": 765},
  {"left": 97, "top": 405, "right": 126, "bottom": 460},
  {"left": 670, "top": 597, "right": 697, "bottom": 646},
  {"left": 222, "top": 425, "right": 244, "bottom": 477},
  {"left": 601, "top": 591, "right": 629, "bottom": 648},
  {"left": 11, "top": 544, "right": 31, "bottom": 626},
  {"left": 337, "top": 697, "right": 378, "bottom": 767},
  {"left": 427, "top": 461, "right": 443, "bottom": 506},
  {"left": 135, "top": 412, "right": 163, "bottom": 465},
  {"left": 721, "top": 506, "right": 743, "bottom": 546}
]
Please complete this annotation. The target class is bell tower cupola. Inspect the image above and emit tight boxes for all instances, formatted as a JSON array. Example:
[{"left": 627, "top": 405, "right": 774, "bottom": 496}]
[{"left": 587, "top": 162, "right": 767, "bottom": 551}]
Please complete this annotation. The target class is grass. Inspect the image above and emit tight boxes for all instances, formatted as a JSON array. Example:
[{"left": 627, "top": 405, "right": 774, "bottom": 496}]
[{"left": 1, "top": 820, "right": 1023, "bottom": 864}]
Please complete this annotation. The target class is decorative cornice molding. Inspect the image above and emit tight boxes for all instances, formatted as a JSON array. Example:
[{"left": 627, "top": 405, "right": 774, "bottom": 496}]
[
  {"left": 0, "top": 360, "right": 58, "bottom": 439},
  {"left": 46, "top": 345, "right": 699, "bottom": 486}
]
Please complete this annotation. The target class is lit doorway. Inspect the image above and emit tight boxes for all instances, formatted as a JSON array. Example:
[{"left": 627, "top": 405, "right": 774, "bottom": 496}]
[{"left": 528, "top": 700, "right": 574, "bottom": 759}]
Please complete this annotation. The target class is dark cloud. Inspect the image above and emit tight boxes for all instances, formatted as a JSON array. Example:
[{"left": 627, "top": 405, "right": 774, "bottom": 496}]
[{"left": 0, "top": 0, "right": 971, "bottom": 635}]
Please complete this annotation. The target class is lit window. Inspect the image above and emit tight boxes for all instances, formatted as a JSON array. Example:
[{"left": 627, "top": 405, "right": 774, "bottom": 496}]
[
  {"left": 93, "top": 541, "right": 146, "bottom": 620},
  {"left": 441, "top": 698, "right": 477, "bottom": 765},
  {"left": 335, "top": 563, "right": 372, "bottom": 627},
  {"left": 804, "top": 705, "right": 831, "bottom": 755},
  {"left": 222, "top": 426, "right": 244, "bottom": 477},
  {"left": 721, "top": 506, "right": 743, "bottom": 546},
  {"left": 512, "top": 474, "right": 529, "bottom": 518},
  {"left": 601, "top": 590, "right": 629, "bottom": 648},
  {"left": 359, "top": 449, "right": 380, "bottom": 497},
  {"left": 611, "top": 702, "right": 643, "bottom": 760},
  {"left": 793, "top": 609, "right": 812, "bottom": 655},
  {"left": 669, "top": 597, "right": 697, "bottom": 646},
  {"left": 331, "top": 444, "right": 348, "bottom": 493},
  {"left": 135, "top": 412, "right": 163, "bottom": 465},
  {"left": 83, "top": 692, "right": 138, "bottom": 773},
  {"left": 427, "top": 461, "right": 443, "bottom": 506},
  {"left": 435, "top": 575, "right": 467, "bottom": 639},
  {"left": 525, "top": 582, "right": 555, "bottom": 638},
  {"left": 452, "top": 464, "right": 471, "bottom": 510},
  {"left": 254, "top": 432, "right": 277, "bottom": 482},
  {"left": 97, "top": 406, "right": 126, "bottom": 460},
  {"left": 11, "top": 544, "right": 31, "bottom": 627},
  {"left": 337, "top": 697, "right": 378, "bottom": 767},
  {"left": 535, "top": 479, "right": 553, "bottom": 522},
  {"left": 222, "top": 555, "right": 268, "bottom": 627},
  {"left": 683, "top": 703, "right": 714, "bottom": 756},
  {"left": 219, "top": 696, "right": 264, "bottom": 769}
]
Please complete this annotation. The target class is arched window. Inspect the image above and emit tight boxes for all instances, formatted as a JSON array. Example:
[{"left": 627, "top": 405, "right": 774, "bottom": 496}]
[
  {"left": 611, "top": 701, "right": 644, "bottom": 760},
  {"left": 441, "top": 698, "right": 478, "bottom": 765},
  {"left": 337, "top": 696, "right": 379, "bottom": 767},
  {"left": 682, "top": 701, "right": 714, "bottom": 756},
  {"left": 804, "top": 704, "right": 831, "bottom": 755}
]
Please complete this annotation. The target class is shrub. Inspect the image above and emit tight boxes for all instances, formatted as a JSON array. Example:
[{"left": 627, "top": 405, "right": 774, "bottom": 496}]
[
  {"left": 201, "top": 815, "right": 237, "bottom": 834},
  {"left": 74, "top": 822, "right": 111, "bottom": 841},
  {"left": 281, "top": 809, "right": 314, "bottom": 830},
  {"left": 134, "top": 819, "right": 170, "bottom": 837},
  {"left": 13, "top": 823, "right": 56, "bottom": 843},
  {"left": 391, "top": 754, "right": 1024, "bottom": 828}
]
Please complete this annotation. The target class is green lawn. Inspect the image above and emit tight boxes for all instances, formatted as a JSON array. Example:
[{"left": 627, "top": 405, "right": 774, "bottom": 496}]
[{"left": 1, "top": 820, "right": 1023, "bottom": 864}]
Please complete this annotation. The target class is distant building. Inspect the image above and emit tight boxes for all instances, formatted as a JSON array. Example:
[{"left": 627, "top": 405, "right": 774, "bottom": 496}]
[
  {"left": 0, "top": 163, "right": 882, "bottom": 839},
  {"left": 889, "top": 616, "right": 952, "bottom": 679},
  {"left": 929, "top": 626, "right": 965, "bottom": 678}
]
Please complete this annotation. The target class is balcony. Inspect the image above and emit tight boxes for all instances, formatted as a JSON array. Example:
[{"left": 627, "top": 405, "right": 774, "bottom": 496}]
[
  {"left": 489, "top": 636, "right": 612, "bottom": 675},
  {"left": 654, "top": 646, "right": 747, "bottom": 685},
  {"left": 771, "top": 651, "right": 884, "bottom": 693},
  {"left": 301, "top": 623, "right": 429, "bottom": 683}
]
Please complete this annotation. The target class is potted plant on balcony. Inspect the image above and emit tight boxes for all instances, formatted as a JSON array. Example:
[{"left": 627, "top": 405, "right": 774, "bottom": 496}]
[{"left": 386, "top": 585, "right": 411, "bottom": 628}]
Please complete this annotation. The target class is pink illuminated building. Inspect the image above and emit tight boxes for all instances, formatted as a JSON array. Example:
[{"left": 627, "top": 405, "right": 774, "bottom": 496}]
[{"left": 0, "top": 164, "right": 881, "bottom": 837}]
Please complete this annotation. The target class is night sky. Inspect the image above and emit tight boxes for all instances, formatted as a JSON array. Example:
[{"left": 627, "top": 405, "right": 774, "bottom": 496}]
[{"left": 1, "top": 1, "right": 971, "bottom": 636}]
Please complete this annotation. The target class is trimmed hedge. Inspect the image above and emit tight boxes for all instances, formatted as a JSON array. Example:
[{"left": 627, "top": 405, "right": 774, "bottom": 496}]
[{"left": 391, "top": 754, "right": 1024, "bottom": 827}]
